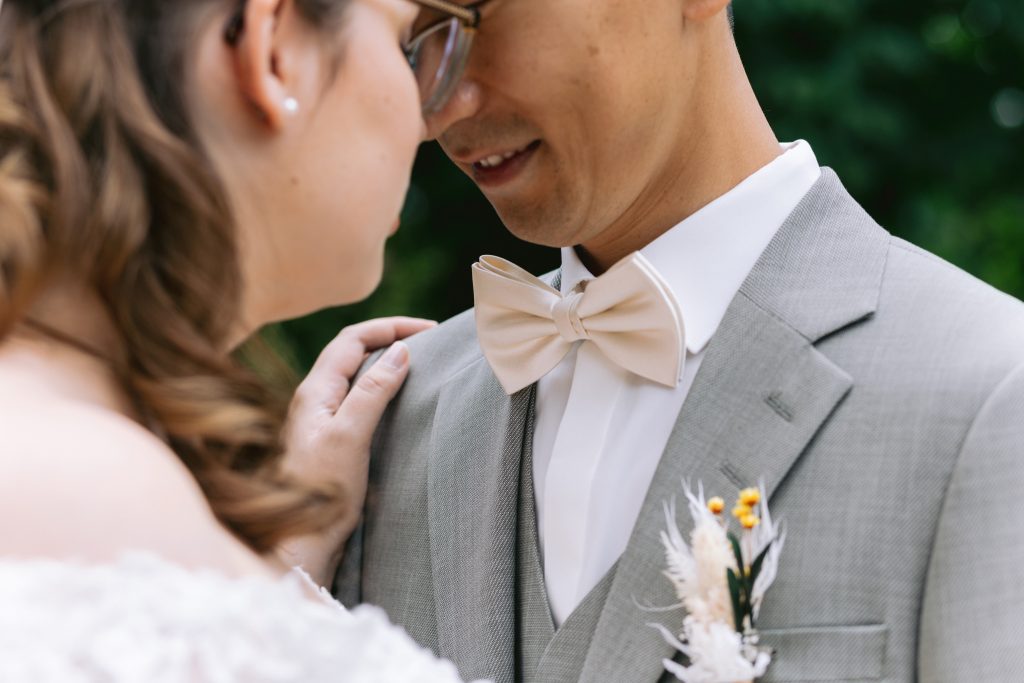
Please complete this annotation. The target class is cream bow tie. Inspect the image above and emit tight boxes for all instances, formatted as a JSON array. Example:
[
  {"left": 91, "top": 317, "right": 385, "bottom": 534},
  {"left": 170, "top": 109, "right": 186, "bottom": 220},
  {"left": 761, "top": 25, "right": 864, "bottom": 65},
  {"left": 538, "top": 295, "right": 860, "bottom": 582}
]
[{"left": 472, "top": 253, "right": 685, "bottom": 395}]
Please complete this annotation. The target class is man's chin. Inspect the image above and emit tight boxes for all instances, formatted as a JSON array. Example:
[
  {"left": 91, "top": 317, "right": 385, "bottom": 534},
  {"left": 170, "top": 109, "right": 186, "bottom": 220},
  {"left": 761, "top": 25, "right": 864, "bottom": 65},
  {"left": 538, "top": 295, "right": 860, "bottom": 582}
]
[
  {"left": 491, "top": 202, "right": 581, "bottom": 249},
  {"left": 501, "top": 218, "right": 564, "bottom": 248}
]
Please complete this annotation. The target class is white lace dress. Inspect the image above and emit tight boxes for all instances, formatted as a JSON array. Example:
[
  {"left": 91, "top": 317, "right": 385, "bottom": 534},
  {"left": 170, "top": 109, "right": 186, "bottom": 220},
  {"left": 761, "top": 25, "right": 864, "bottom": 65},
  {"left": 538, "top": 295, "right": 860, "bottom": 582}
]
[{"left": 0, "top": 553, "right": 482, "bottom": 683}]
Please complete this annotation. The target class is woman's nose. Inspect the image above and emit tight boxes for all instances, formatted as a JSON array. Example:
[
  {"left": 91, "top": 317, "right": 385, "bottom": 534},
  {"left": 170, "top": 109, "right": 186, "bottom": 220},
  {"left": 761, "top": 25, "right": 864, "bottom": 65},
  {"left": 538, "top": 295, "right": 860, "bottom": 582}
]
[{"left": 423, "top": 79, "right": 483, "bottom": 142}]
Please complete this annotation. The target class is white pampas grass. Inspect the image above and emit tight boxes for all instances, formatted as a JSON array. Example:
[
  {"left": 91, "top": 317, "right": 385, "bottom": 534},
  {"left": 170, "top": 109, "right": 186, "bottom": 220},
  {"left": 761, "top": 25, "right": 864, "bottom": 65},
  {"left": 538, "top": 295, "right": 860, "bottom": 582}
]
[
  {"left": 748, "top": 484, "right": 786, "bottom": 619},
  {"left": 660, "top": 485, "right": 737, "bottom": 627}
]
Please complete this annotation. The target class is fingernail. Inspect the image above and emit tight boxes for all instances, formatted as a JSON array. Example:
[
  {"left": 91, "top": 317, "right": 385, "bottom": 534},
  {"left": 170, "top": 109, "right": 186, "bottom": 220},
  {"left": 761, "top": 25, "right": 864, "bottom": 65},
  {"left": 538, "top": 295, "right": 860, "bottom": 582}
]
[{"left": 380, "top": 342, "right": 408, "bottom": 370}]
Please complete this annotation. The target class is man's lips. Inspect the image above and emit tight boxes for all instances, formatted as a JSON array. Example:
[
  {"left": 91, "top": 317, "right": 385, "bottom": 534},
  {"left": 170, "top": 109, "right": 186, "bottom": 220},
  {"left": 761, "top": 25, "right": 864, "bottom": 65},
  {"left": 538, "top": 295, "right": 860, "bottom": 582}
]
[
  {"left": 449, "top": 139, "right": 540, "bottom": 167},
  {"left": 467, "top": 140, "right": 542, "bottom": 188}
]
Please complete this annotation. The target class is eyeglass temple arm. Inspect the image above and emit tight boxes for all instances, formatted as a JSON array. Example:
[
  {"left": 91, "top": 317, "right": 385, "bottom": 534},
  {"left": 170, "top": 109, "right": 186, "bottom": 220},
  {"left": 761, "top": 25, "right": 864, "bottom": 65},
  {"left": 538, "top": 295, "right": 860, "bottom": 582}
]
[{"left": 413, "top": 0, "right": 483, "bottom": 28}]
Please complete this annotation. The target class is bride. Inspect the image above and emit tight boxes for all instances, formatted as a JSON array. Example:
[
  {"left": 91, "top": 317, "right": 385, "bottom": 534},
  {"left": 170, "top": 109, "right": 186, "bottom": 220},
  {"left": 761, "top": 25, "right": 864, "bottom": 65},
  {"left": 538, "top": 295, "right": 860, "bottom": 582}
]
[{"left": 0, "top": 0, "right": 486, "bottom": 680}]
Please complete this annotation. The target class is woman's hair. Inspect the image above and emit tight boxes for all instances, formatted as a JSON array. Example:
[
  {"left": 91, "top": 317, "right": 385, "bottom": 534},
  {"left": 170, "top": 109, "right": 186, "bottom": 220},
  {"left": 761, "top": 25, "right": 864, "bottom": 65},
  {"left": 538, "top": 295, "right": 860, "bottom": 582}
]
[{"left": 0, "top": 0, "right": 352, "bottom": 553}]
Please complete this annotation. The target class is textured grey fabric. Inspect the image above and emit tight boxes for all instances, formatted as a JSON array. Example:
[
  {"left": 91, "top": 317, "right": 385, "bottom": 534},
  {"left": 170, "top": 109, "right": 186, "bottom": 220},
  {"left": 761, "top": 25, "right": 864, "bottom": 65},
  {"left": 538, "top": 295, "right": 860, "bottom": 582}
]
[
  {"left": 431, "top": 363, "right": 530, "bottom": 682},
  {"left": 918, "top": 362, "right": 1024, "bottom": 681},
  {"left": 534, "top": 569, "right": 617, "bottom": 683},
  {"left": 516, "top": 395, "right": 617, "bottom": 683},
  {"left": 337, "top": 169, "right": 1024, "bottom": 682},
  {"left": 516, "top": 396, "right": 555, "bottom": 681}
]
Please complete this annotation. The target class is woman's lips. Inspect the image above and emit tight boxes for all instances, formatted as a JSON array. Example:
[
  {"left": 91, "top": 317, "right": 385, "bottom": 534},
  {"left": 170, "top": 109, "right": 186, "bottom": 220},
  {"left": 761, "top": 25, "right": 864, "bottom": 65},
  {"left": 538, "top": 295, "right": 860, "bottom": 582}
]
[{"left": 470, "top": 140, "right": 542, "bottom": 189}]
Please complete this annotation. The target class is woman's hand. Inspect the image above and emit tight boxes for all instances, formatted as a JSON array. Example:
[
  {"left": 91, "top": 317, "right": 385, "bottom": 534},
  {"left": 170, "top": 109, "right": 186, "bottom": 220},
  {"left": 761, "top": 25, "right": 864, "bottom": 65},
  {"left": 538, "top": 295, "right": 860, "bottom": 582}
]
[{"left": 275, "top": 317, "right": 436, "bottom": 586}]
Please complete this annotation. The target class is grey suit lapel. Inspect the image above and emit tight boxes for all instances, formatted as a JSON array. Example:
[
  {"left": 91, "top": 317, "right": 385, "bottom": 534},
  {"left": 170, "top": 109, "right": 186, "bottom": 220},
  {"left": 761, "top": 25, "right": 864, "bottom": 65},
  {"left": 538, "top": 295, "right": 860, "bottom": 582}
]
[
  {"left": 579, "top": 169, "right": 890, "bottom": 682},
  {"left": 516, "top": 395, "right": 556, "bottom": 681},
  {"left": 429, "top": 359, "right": 532, "bottom": 683}
]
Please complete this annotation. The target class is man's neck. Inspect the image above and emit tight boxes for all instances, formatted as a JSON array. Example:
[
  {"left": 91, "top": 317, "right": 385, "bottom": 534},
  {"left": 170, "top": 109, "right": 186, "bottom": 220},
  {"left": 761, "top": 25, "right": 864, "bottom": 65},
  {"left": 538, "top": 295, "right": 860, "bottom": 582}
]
[{"left": 578, "top": 50, "right": 781, "bottom": 275}]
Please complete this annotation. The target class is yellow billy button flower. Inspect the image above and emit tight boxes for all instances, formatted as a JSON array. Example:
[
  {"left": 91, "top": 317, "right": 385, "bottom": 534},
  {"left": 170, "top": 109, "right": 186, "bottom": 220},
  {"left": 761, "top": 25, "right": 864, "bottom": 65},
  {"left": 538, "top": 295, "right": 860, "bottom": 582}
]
[
  {"left": 732, "top": 504, "right": 752, "bottom": 520},
  {"left": 739, "top": 487, "right": 761, "bottom": 507},
  {"left": 741, "top": 514, "right": 761, "bottom": 530},
  {"left": 708, "top": 497, "right": 726, "bottom": 515}
]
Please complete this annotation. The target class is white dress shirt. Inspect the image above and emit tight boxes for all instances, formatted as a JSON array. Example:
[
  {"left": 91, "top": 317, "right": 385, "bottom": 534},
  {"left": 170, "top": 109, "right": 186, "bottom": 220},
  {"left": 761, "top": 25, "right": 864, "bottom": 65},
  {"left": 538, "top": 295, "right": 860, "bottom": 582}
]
[{"left": 533, "top": 141, "right": 822, "bottom": 626}]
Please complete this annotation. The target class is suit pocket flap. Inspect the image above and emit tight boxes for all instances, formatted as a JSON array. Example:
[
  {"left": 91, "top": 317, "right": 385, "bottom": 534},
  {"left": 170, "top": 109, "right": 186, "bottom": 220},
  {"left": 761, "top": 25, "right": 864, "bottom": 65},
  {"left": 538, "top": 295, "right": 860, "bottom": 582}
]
[{"left": 757, "top": 624, "right": 887, "bottom": 682}]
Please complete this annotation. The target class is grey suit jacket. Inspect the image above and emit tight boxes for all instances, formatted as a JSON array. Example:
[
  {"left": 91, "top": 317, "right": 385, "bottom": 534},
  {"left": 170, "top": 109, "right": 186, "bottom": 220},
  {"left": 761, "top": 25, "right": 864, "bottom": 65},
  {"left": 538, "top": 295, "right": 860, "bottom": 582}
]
[{"left": 337, "top": 169, "right": 1024, "bottom": 682}]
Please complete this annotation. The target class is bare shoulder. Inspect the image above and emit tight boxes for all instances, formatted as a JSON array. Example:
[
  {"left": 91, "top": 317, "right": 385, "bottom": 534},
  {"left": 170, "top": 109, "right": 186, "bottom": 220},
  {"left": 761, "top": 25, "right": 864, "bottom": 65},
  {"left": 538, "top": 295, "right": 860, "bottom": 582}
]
[{"left": 0, "top": 399, "right": 267, "bottom": 575}]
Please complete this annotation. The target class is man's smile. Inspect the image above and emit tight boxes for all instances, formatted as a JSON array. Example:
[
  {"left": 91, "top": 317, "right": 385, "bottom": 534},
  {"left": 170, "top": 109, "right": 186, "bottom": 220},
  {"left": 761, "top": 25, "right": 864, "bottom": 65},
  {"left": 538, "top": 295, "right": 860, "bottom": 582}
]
[{"left": 467, "top": 140, "right": 543, "bottom": 188}]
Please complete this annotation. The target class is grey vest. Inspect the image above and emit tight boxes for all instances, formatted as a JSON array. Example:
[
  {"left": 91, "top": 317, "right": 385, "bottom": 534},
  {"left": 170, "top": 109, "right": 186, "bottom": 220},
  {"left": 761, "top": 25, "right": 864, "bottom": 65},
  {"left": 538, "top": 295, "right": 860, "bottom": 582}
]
[{"left": 516, "top": 391, "right": 618, "bottom": 682}]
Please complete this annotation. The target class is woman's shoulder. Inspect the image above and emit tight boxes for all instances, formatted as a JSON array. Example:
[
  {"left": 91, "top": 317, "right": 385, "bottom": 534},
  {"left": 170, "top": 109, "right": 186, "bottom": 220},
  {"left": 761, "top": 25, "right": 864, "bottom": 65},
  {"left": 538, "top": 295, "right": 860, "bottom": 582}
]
[
  {"left": 2, "top": 395, "right": 180, "bottom": 465},
  {"left": 0, "top": 398, "right": 263, "bottom": 573}
]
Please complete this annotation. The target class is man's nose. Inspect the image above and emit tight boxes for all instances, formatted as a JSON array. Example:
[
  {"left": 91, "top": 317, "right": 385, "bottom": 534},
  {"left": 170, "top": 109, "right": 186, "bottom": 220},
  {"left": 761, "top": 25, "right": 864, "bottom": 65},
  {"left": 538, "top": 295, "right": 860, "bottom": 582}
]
[{"left": 423, "top": 79, "right": 483, "bottom": 142}]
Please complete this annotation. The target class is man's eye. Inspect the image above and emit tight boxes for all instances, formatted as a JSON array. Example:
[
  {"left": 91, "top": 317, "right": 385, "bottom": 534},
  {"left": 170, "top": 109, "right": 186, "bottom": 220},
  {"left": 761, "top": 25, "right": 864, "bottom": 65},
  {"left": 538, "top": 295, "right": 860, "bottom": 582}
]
[{"left": 411, "top": 9, "right": 443, "bottom": 37}]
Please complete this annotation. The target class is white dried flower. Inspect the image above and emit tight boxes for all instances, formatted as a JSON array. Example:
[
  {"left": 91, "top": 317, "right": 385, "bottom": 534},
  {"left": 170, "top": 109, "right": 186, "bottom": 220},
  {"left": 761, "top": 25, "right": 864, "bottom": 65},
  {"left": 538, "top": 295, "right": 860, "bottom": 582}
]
[
  {"left": 653, "top": 619, "right": 770, "bottom": 683},
  {"left": 748, "top": 483, "right": 785, "bottom": 619}
]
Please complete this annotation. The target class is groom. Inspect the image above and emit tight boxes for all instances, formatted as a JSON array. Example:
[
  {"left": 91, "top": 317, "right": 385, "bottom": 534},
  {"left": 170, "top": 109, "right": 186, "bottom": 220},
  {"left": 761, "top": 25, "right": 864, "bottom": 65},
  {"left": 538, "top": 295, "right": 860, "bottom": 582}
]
[{"left": 338, "top": 0, "right": 1024, "bottom": 681}]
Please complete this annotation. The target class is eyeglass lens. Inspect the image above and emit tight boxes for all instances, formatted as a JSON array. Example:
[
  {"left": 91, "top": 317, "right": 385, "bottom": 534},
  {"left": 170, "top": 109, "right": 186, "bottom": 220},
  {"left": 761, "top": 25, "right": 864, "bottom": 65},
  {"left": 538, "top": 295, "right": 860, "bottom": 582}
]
[{"left": 406, "top": 18, "right": 475, "bottom": 115}]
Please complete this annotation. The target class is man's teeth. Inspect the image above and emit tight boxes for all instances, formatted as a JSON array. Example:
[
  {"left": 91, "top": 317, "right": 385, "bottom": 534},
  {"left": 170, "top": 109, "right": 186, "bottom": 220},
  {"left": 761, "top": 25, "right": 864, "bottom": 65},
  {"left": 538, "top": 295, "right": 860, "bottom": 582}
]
[{"left": 477, "top": 148, "right": 524, "bottom": 169}]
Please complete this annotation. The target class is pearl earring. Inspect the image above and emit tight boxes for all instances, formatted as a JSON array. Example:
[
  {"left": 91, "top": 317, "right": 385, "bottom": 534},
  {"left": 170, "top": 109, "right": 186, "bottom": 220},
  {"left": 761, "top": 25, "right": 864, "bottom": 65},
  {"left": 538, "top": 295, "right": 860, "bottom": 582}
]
[{"left": 283, "top": 97, "right": 299, "bottom": 115}]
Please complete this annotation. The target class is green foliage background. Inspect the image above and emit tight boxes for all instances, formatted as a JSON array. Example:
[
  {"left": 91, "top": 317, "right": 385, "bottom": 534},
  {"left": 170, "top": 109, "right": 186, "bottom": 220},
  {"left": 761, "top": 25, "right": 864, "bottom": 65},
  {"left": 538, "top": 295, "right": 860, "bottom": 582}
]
[{"left": 275, "top": 0, "right": 1024, "bottom": 372}]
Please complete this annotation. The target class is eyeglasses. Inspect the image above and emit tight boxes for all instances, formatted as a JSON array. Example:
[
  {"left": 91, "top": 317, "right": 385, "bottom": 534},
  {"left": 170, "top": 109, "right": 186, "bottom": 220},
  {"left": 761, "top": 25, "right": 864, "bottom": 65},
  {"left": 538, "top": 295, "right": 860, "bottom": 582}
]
[
  {"left": 224, "top": 0, "right": 490, "bottom": 117},
  {"left": 405, "top": 0, "right": 493, "bottom": 116}
]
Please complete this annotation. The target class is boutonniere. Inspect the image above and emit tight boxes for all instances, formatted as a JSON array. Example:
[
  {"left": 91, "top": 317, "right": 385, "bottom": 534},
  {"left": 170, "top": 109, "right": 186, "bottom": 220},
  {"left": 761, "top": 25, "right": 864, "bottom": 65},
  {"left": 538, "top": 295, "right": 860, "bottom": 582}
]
[{"left": 650, "top": 482, "right": 786, "bottom": 683}]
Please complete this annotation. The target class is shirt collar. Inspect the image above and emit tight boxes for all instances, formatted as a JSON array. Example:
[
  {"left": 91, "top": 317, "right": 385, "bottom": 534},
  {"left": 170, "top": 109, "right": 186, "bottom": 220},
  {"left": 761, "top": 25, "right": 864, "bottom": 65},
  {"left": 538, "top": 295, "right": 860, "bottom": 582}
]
[{"left": 560, "top": 140, "right": 821, "bottom": 356}]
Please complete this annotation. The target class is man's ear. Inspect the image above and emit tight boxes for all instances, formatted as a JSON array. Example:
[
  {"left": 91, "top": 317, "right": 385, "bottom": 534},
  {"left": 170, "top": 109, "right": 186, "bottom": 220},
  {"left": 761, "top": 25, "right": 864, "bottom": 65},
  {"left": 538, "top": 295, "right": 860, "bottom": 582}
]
[
  {"left": 682, "top": 0, "right": 732, "bottom": 23},
  {"left": 231, "top": 0, "right": 298, "bottom": 130}
]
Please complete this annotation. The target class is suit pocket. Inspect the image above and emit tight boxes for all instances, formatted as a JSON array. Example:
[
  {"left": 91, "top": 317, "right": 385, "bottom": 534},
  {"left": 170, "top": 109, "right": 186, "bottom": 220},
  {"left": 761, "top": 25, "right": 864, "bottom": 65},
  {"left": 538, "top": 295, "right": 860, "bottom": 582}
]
[{"left": 757, "top": 624, "right": 887, "bottom": 682}]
